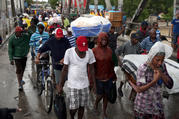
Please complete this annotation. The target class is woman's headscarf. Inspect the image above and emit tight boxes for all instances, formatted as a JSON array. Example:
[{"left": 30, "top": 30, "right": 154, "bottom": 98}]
[
  {"left": 147, "top": 41, "right": 173, "bottom": 62},
  {"left": 97, "top": 32, "right": 108, "bottom": 47}
]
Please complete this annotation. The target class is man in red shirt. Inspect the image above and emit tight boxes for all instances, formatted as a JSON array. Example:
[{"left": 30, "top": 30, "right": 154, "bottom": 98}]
[{"left": 92, "top": 32, "right": 117, "bottom": 119}]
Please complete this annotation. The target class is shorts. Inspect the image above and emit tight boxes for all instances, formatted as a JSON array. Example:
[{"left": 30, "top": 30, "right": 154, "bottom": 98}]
[
  {"left": 67, "top": 87, "right": 89, "bottom": 110},
  {"left": 96, "top": 79, "right": 112, "bottom": 95},
  {"left": 54, "top": 69, "right": 61, "bottom": 84},
  {"left": 15, "top": 58, "right": 27, "bottom": 74}
]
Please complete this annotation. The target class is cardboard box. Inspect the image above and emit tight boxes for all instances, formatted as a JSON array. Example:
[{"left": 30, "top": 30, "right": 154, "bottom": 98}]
[
  {"left": 109, "top": 12, "right": 123, "bottom": 21},
  {"left": 110, "top": 21, "right": 122, "bottom": 27}
]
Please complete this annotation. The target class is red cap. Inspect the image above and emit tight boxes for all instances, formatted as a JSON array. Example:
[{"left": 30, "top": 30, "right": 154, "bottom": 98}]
[
  {"left": 55, "top": 28, "right": 64, "bottom": 38},
  {"left": 15, "top": 26, "right": 23, "bottom": 32},
  {"left": 76, "top": 36, "right": 88, "bottom": 52}
]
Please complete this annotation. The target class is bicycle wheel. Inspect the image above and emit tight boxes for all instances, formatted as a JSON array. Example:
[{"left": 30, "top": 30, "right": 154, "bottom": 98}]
[
  {"left": 44, "top": 79, "right": 53, "bottom": 113},
  {"left": 36, "top": 72, "right": 43, "bottom": 96}
]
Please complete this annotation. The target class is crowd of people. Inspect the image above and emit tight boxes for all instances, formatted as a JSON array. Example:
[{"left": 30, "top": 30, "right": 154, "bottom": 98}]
[{"left": 7, "top": 10, "right": 179, "bottom": 119}]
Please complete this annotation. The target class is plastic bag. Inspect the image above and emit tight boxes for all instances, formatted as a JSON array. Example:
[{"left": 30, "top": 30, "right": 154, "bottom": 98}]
[{"left": 54, "top": 95, "right": 67, "bottom": 119}]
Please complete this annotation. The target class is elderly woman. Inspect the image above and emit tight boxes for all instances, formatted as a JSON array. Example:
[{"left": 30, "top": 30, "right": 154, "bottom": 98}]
[
  {"left": 129, "top": 42, "right": 173, "bottom": 119},
  {"left": 92, "top": 32, "right": 117, "bottom": 119}
]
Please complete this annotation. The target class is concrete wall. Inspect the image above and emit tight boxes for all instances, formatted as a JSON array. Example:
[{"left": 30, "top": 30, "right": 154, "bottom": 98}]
[
  {"left": 0, "top": 0, "right": 20, "bottom": 42},
  {"left": 14, "top": 0, "right": 24, "bottom": 14}
]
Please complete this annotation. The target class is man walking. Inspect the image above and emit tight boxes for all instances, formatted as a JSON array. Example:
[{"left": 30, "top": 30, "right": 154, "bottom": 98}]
[
  {"left": 35, "top": 28, "right": 71, "bottom": 89},
  {"left": 115, "top": 33, "right": 142, "bottom": 96},
  {"left": 29, "top": 22, "right": 49, "bottom": 75},
  {"left": 58, "top": 36, "right": 96, "bottom": 119},
  {"left": 8, "top": 26, "right": 30, "bottom": 91}
]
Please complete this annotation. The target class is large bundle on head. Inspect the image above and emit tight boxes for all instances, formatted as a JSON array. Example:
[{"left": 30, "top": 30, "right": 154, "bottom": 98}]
[
  {"left": 48, "top": 16, "right": 62, "bottom": 26},
  {"left": 71, "top": 16, "right": 111, "bottom": 37}
]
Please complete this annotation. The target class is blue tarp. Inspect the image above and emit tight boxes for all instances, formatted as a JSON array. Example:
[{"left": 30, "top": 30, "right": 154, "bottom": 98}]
[{"left": 72, "top": 24, "right": 111, "bottom": 37}]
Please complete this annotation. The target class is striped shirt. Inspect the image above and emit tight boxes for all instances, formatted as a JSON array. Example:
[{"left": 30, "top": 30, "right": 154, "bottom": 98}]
[
  {"left": 29, "top": 31, "right": 49, "bottom": 55},
  {"left": 66, "top": 36, "right": 76, "bottom": 47}
]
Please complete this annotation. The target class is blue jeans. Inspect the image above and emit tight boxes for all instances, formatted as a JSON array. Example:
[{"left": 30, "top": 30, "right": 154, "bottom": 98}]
[
  {"left": 31, "top": 46, "right": 35, "bottom": 58},
  {"left": 172, "top": 34, "right": 179, "bottom": 45}
]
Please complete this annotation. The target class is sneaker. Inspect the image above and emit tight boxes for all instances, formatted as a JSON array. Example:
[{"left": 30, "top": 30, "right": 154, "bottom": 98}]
[
  {"left": 21, "top": 80, "right": 25, "bottom": 86},
  {"left": 19, "top": 86, "right": 23, "bottom": 91}
]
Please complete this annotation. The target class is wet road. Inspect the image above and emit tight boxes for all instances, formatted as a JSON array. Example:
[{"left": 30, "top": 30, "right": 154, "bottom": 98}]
[{"left": 0, "top": 43, "right": 179, "bottom": 119}]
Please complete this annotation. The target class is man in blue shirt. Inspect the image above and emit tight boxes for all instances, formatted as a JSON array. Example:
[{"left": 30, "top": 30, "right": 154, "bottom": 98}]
[
  {"left": 140, "top": 28, "right": 160, "bottom": 53},
  {"left": 35, "top": 28, "right": 71, "bottom": 89},
  {"left": 171, "top": 11, "right": 179, "bottom": 50},
  {"left": 29, "top": 22, "right": 49, "bottom": 56},
  {"left": 30, "top": 22, "right": 49, "bottom": 80}
]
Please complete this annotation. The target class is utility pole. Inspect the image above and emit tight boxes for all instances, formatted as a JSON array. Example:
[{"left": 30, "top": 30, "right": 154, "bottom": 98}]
[
  {"left": 11, "top": 0, "right": 16, "bottom": 17},
  {"left": 85, "top": 0, "right": 90, "bottom": 13},
  {"left": 94, "top": 0, "right": 98, "bottom": 13},
  {"left": 76, "top": 0, "right": 80, "bottom": 15},
  {"left": 118, "top": 0, "right": 123, "bottom": 11},
  {"left": 0, "top": 0, "right": 8, "bottom": 40},
  {"left": 19, "top": 0, "right": 22, "bottom": 13}
]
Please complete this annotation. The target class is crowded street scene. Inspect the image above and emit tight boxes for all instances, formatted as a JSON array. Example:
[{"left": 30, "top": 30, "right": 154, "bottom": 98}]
[{"left": 0, "top": 0, "right": 179, "bottom": 119}]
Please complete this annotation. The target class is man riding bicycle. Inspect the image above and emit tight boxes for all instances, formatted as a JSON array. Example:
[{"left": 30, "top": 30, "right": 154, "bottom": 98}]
[{"left": 29, "top": 22, "right": 49, "bottom": 76}]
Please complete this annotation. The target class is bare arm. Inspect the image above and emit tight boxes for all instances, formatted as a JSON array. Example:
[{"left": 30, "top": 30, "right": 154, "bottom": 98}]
[
  {"left": 118, "top": 25, "right": 125, "bottom": 35},
  {"left": 161, "top": 72, "right": 173, "bottom": 89},
  {"left": 88, "top": 63, "right": 96, "bottom": 88},
  {"left": 171, "top": 24, "right": 173, "bottom": 36},
  {"left": 129, "top": 79, "right": 157, "bottom": 93},
  {"left": 117, "top": 56, "right": 122, "bottom": 67},
  {"left": 35, "top": 53, "right": 41, "bottom": 64},
  {"left": 59, "top": 64, "right": 68, "bottom": 88},
  {"left": 129, "top": 70, "right": 161, "bottom": 93}
]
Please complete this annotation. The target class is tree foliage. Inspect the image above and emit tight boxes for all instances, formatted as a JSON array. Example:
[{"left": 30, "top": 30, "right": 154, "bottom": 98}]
[
  {"left": 25, "top": 0, "right": 33, "bottom": 6},
  {"left": 49, "top": 0, "right": 58, "bottom": 9},
  {"left": 162, "top": 7, "right": 173, "bottom": 21},
  {"left": 123, "top": 0, "right": 174, "bottom": 22}
]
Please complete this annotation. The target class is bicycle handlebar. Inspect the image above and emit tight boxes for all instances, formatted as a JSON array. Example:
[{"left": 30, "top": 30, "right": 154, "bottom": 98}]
[{"left": 39, "top": 60, "right": 63, "bottom": 65}]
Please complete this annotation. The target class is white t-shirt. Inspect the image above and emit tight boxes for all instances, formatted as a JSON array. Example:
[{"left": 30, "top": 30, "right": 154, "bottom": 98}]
[{"left": 64, "top": 47, "right": 96, "bottom": 89}]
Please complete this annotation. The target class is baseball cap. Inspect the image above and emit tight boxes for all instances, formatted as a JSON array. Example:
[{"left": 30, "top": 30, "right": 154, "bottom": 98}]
[
  {"left": 131, "top": 33, "right": 140, "bottom": 39},
  {"left": 76, "top": 36, "right": 88, "bottom": 52},
  {"left": 141, "top": 21, "right": 148, "bottom": 26},
  {"left": 15, "top": 26, "right": 23, "bottom": 32},
  {"left": 55, "top": 28, "right": 64, "bottom": 38}
]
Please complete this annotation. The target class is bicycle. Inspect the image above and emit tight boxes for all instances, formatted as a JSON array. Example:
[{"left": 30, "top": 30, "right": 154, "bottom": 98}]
[{"left": 36, "top": 60, "right": 53, "bottom": 113}]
